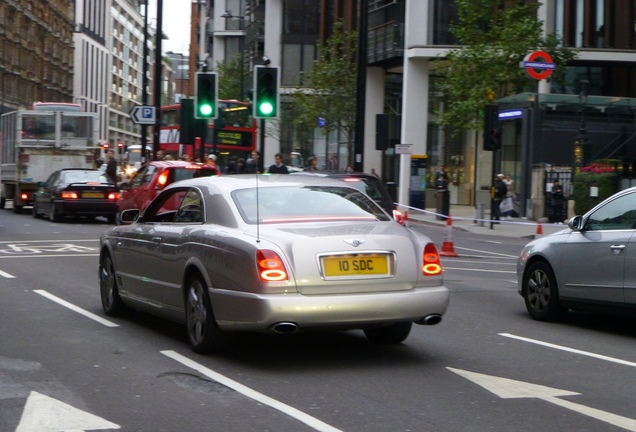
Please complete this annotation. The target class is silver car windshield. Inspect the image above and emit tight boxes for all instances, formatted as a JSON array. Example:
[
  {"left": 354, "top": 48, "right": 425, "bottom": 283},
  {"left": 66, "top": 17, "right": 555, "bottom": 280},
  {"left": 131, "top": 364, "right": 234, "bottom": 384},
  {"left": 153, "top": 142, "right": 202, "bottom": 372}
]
[{"left": 232, "top": 186, "right": 391, "bottom": 224}]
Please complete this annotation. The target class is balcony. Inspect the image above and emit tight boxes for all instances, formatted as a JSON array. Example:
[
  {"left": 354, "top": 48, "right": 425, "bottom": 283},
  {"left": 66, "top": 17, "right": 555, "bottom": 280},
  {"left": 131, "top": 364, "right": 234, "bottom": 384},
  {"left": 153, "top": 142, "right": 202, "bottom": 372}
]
[{"left": 367, "top": 21, "right": 404, "bottom": 66}]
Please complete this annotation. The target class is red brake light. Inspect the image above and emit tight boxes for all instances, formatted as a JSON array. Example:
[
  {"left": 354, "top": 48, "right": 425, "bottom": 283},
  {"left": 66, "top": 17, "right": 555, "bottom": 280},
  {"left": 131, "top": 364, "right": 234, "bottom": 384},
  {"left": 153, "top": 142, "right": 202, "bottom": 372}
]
[
  {"left": 156, "top": 171, "right": 169, "bottom": 189},
  {"left": 342, "top": 177, "right": 361, "bottom": 182},
  {"left": 62, "top": 192, "right": 78, "bottom": 199},
  {"left": 257, "top": 250, "right": 288, "bottom": 282},
  {"left": 108, "top": 192, "right": 120, "bottom": 200},
  {"left": 20, "top": 193, "right": 29, "bottom": 200},
  {"left": 422, "top": 243, "right": 442, "bottom": 276}
]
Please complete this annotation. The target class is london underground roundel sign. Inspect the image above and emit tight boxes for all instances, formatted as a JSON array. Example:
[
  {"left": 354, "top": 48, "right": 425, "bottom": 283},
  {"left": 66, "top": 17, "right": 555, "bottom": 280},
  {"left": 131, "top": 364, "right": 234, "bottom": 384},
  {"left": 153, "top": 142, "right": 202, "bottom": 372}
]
[{"left": 521, "top": 50, "right": 556, "bottom": 80}]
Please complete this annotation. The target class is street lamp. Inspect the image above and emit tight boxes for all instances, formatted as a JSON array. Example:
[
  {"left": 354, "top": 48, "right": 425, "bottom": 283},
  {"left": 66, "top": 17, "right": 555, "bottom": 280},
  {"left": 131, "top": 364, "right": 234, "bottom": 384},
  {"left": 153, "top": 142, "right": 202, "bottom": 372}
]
[{"left": 220, "top": 11, "right": 246, "bottom": 100}]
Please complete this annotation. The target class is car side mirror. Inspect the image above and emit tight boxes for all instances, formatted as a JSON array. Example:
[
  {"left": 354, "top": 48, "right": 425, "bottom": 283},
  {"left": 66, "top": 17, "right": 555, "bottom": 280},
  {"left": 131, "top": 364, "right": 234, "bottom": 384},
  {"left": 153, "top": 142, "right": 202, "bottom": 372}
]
[
  {"left": 120, "top": 209, "right": 140, "bottom": 224},
  {"left": 568, "top": 215, "right": 583, "bottom": 231}
]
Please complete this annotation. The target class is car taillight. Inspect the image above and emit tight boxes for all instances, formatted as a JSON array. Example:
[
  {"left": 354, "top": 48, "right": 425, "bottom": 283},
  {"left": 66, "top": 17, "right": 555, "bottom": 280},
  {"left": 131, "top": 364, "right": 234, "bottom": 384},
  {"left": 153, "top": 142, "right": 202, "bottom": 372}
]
[
  {"left": 155, "top": 171, "right": 169, "bottom": 189},
  {"left": 422, "top": 243, "right": 442, "bottom": 276},
  {"left": 393, "top": 209, "right": 405, "bottom": 225},
  {"left": 108, "top": 192, "right": 120, "bottom": 200},
  {"left": 257, "top": 250, "right": 288, "bottom": 282},
  {"left": 20, "top": 193, "right": 29, "bottom": 200},
  {"left": 62, "top": 192, "right": 78, "bottom": 199}
]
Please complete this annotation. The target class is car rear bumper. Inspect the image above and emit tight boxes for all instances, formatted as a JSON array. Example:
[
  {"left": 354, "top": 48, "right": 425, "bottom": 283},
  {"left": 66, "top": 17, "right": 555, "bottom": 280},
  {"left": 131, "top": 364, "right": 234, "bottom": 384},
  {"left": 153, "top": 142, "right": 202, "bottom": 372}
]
[
  {"left": 211, "top": 286, "right": 450, "bottom": 331},
  {"left": 58, "top": 200, "right": 118, "bottom": 216}
]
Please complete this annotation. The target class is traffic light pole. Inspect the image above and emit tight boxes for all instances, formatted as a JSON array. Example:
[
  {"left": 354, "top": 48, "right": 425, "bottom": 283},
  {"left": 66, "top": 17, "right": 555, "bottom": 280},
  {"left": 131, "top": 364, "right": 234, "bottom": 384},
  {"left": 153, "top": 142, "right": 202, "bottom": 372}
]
[
  {"left": 141, "top": 1, "right": 149, "bottom": 163},
  {"left": 152, "top": 0, "right": 163, "bottom": 160},
  {"left": 259, "top": 118, "right": 265, "bottom": 163}
]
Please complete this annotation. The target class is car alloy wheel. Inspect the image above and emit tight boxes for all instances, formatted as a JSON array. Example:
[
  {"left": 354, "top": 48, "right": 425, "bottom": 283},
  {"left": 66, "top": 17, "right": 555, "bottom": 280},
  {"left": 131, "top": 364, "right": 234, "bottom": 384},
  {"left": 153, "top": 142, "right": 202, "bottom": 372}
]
[
  {"left": 523, "top": 261, "right": 566, "bottom": 321},
  {"left": 100, "top": 254, "right": 128, "bottom": 316},
  {"left": 185, "top": 276, "right": 225, "bottom": 353}
]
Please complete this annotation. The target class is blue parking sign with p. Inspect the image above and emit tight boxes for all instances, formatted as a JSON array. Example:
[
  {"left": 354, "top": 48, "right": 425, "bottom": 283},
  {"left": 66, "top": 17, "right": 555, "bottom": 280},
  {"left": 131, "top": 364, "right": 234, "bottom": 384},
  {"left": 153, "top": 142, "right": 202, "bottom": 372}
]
[{"left": 142, "top": 107, "right": 153, "bottom": 119}]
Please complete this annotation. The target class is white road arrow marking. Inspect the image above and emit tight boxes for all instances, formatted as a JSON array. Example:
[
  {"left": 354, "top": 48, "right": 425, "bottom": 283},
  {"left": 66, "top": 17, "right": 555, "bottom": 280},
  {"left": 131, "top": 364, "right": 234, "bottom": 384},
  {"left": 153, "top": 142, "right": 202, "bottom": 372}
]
[
  {"left": 16, "top": 391, "right": 120, "bottom": 431},
  {"left": 447, "top": 367, "right": 636, "bottom": 431}
]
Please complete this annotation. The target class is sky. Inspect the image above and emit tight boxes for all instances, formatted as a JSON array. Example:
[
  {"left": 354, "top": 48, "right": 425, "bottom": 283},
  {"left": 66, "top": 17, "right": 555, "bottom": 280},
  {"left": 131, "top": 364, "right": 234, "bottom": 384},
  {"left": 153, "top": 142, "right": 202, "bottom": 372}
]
[{"left": 148, "top": 0, "right": 192, "bottom": 54}]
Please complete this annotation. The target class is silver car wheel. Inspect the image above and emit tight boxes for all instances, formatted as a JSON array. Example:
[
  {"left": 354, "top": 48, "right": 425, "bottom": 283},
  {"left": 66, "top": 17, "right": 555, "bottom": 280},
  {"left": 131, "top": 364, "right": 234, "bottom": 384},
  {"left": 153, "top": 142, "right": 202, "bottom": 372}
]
[
  {"left": 100, "top": 254, "right": 127, "bottom": 316},
  {"left": 524, "top": 261, "right": 566, "bottom": 321},
  {"left": 186, "top": 276, "right": 225, "bottom": 354}
]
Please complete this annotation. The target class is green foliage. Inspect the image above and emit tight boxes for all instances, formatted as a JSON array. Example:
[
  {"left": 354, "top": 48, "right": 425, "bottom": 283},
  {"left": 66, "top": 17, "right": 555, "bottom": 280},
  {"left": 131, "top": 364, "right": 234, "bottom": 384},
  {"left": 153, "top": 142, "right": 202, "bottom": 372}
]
[
  {"left": 291, "top": 21, "right": 358, "bottom": 140},
  {"left": 572, "top": 172, "right": 618, "bottom": 214},
  {"left": 216, "top": 54, "right": 245, "bottom": 101},
  {"left": 436, "top": 0, "right": 577, "bottom": 132}
]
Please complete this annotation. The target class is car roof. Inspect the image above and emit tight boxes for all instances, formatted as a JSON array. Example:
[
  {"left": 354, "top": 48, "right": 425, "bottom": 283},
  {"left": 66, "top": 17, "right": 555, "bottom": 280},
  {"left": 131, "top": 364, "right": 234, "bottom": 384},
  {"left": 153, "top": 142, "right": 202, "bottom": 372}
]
[
  {"left": 290, "top": 171, "right": 377, "bottom": 179},
  {"left": 164, "top": 173, "right": 358, "bottom": 195},
  {"left": 60, "top": 168, "right": 100, "bottom": 172}
]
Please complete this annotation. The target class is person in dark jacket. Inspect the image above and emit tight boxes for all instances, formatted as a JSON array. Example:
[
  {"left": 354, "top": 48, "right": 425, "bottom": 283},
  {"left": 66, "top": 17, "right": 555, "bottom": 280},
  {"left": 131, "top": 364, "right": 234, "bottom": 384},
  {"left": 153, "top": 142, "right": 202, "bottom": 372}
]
[
  {"left": 492, "top": 174, "right": 507, "bottom": 222},
  {"left": 551, "top": 179, "right": 565, "bottom": 223},
  {"left": 268, "top": 153, "right": 289, "bottom": 174},
  {"left": 105, "top": 150, "right": 118, "bottom": 185}
]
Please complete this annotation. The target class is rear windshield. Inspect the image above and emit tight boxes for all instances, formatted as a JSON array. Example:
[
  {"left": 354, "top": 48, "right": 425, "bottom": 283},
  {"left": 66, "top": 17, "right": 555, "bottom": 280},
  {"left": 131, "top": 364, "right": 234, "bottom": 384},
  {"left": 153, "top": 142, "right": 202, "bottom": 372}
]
[
  {"left": 339, "top": 177, "right": 387, "bottom": 201},
  {"left": 171, "top": 166, "right": 218, "bottom": 183},
  {"left": 62, "top": 171, "right": 112, "bottom": 184},
  {"left": 232, "top": 186, "right": 390, "bottom": 224}
]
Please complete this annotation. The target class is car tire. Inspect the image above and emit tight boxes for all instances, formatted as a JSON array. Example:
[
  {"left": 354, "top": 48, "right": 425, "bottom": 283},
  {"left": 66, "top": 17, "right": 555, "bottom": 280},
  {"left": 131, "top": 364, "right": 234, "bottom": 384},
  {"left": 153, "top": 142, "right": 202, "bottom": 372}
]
[
  {"left": 13, "top": 204, "right": 22, "bottom": 214},
  {"left": 185, "top": 275, "right": 226, "bottom": 354},
  {"left": 0, "top": 197, "right": 5, "bottom": 209},
  {"left": 363, "top": 322, "right": 412, "bottom": 344},
  {"left": 50, "top": 202, "right": 62, "bottom": 222},
  {"left": 99, "top": 253, "right": 129, "bottom": 316},
  {"left": 523, "top": 261, "right": 566, "bottom": 321},
  {"left": 107, "top": 214, "right": 116, "bottom": 224}
]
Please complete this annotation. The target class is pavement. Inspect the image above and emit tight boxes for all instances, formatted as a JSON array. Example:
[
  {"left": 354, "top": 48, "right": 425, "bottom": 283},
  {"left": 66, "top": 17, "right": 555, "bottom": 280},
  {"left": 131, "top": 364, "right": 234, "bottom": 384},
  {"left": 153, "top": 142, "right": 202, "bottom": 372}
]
[{"left": 401, "top": 204, "right": 567, "bottom": 239}]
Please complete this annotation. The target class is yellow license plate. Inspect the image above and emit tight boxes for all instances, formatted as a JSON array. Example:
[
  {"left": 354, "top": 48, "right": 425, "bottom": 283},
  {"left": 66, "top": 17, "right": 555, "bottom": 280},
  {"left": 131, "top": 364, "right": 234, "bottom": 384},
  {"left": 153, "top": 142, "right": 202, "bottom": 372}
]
[
  {"left": 82, "top": 192, "right": 104, "bottom": 198},
  {"left": 322, "top": 255, "right": 389, "bottom": 277}
]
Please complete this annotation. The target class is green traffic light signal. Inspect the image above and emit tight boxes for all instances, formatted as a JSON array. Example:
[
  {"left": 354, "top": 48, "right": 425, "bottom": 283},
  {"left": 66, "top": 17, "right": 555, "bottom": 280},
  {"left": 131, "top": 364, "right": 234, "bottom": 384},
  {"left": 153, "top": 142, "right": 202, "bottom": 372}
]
[
  {"left": 254, "top": 66, "right": 279, "bottom": 119},
  {"left": 195, "top": 72, "right": 217, "bottom": 119}
]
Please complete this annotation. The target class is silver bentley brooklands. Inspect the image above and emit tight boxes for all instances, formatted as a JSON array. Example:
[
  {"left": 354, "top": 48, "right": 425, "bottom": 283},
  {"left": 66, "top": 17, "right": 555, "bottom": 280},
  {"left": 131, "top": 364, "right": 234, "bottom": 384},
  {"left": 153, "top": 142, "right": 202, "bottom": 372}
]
[{"left": 99, "top": 174, "right": 449, "bottom": 353}]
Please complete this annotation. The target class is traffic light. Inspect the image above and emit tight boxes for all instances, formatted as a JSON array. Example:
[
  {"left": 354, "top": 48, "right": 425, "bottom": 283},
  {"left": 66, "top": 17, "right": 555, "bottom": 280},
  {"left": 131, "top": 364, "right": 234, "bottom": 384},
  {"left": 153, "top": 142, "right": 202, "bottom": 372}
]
[
  {"left": 195, "top": 72, "right": 218, "bottom": 119},
  {"left": 253, "top": 66, "right": 279, "bottom": 119},
  {"left": 483, "top": 105, "right": 499, "bottom": 151}
]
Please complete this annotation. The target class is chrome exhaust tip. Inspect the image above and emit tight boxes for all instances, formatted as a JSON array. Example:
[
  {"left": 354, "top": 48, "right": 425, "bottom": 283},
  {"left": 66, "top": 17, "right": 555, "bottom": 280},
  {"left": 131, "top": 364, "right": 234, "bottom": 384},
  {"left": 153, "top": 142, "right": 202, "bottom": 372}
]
[
  {"left": 414, "top": 314, "right": 442, "bottom": 326},
  {"left": 272, "top": 322, "right": 299, "bottom": 334}
]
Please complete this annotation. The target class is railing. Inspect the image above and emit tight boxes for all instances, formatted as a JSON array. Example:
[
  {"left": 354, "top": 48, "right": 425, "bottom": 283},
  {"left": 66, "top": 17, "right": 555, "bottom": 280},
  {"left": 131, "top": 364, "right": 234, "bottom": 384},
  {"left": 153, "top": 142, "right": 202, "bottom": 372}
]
[{"left": 367, "top": 21, "right": 404, "bottom": 64}]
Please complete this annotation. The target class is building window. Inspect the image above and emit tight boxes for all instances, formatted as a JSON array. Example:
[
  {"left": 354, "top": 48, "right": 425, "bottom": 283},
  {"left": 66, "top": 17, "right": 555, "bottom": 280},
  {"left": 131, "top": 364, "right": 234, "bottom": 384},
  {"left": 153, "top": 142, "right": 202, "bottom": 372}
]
[{"left": 283, "top": 0, "right": 319, "bottom": 35}]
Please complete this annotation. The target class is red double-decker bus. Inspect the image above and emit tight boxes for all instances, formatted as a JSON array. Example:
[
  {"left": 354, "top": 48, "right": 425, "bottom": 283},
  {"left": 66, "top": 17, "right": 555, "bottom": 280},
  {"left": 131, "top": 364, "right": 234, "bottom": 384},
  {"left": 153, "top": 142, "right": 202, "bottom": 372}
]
[{"left": 160, "top": 100, "right": 256, "bottom": 164}]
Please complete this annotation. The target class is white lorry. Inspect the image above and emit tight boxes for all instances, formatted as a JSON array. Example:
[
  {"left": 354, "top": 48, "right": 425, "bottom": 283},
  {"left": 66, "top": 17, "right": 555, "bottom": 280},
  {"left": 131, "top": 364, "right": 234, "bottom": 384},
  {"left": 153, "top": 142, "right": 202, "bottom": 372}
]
[{"left": 0, "top": 109, "right": 99, "bottom": 213}]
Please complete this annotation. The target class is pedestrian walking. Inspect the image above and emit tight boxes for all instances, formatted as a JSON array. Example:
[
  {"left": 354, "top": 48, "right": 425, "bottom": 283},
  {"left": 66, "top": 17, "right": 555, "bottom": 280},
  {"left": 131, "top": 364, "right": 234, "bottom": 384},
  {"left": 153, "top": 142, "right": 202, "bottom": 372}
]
[
  {"left": 551, "top": 179, "right": 565, "bottom": 223},
  {"left": 503, "top": 174, "right": 515, "bottom": 220},
  {"left": 492, "top": 174, "right": 507, "bottom": 223},
  {"left": 105, "top": 149, "right": 118, "bottom": 185}
]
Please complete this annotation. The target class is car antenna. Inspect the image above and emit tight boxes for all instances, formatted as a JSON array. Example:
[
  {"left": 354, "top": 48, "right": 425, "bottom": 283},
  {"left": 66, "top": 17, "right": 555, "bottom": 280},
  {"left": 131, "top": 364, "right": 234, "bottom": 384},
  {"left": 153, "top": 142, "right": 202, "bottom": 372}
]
[{"left": 255, "top": 172, "right": 261, "bottom": 243}]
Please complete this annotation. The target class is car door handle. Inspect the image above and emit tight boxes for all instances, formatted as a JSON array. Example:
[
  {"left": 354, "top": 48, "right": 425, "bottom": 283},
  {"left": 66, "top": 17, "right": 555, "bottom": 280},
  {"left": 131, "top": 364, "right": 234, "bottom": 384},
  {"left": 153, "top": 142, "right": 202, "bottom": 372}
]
[
  {"left": 610, "top": 244, "right": 626, "bottom": 254},
  {"left": 152, "top": 236, "right": 162, "bottom": 243}
]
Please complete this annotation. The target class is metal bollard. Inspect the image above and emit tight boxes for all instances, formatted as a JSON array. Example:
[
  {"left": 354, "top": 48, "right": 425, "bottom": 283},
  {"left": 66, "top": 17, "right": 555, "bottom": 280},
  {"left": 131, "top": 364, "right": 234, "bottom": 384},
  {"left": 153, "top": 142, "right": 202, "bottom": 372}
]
[{"left": 477, "top": 203, "right": 485, "bottom": 227}]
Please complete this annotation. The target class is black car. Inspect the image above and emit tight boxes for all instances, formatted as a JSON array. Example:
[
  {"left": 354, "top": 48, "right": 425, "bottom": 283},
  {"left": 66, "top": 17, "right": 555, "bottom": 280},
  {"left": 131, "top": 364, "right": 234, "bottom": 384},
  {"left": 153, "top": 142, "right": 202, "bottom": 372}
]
[
  {"left": 32, "top": 168, "right": 120, "bottom": 223},
  {"left": 290, "top": 171, "right": 396, "bottom": 216}
]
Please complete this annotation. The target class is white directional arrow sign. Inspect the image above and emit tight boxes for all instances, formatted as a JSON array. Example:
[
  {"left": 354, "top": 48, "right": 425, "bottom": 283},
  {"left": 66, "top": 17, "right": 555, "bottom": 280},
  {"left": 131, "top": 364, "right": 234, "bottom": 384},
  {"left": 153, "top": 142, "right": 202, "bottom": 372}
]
[
  {"left": 16, "top": 391, "right": 120, "bottom": 432},
  {"left": 129, "top": 105, "right": 156, "bottom": 125},
  {"left": 447, "top": 367, "right": 636, "bottom": 431}
]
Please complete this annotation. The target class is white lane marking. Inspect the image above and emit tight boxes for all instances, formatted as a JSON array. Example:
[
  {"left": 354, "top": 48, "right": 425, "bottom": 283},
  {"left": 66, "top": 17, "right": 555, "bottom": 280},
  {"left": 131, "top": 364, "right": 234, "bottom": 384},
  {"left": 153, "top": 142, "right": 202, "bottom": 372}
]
[
  {"left": 448, "top": 367, "right": 636, "bottom": 431},
  {"left": 162, "top": 350, "right": 343, "bottom": 432},
  {"left": 500, "top": 333, "right": 636, "bottom": 367},
  {"left": 34, "top": 290, "right": 119, "bottom": 328},
  {"left": 443, "top": 267, "right": 517, "bottom": 274},
  {"left": 17, "top": 391, "right": 120, "bottom": 431},
  {"left": 455, "top": 246, "right": 518, "bottom": 258},
  {"left": 0, "top": 269, "right": 16, "bottom": 278},
  {"left": 0, "top": 254, "right": 99, "bottom": 259},
  {"left": 445, "top": 259, "right": 516, "bottom": 265}
]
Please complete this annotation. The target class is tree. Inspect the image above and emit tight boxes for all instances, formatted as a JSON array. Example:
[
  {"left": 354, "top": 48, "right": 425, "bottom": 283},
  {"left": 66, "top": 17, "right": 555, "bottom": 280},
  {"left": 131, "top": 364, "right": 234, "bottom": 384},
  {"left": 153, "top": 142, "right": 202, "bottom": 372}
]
[
  {"left": 436, "top": 0, "right": 577, "bottom": 132},
  {"left": 216, "top": 53, "right": 245, "bottom": 101},
  {"left": 292, "top": 21, "right": 358, "bottom": 164}
]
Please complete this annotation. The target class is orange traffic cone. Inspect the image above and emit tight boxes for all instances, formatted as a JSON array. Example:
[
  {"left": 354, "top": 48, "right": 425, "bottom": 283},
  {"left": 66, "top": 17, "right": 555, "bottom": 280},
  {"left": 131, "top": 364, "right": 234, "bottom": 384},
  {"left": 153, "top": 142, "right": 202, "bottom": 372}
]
[
  {"left": 535, "top": 221, "right": 543, "bottom": 238},
  {"left": 439, "top": 216, "right": 459, "bottom": 257},
  {"left": 404, "top": 210, "right": 409, "bottom": 221}
]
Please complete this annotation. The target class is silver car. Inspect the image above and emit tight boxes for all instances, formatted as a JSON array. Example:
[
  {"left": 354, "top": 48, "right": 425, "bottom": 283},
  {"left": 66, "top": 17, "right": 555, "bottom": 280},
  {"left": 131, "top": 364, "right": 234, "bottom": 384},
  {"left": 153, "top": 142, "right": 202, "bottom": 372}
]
[
  {"left": 99, "top": 174, "right": 449, "bottom": 353},
  {"left": 518, "top": 186, "right": 636, "bottom": 321}
]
